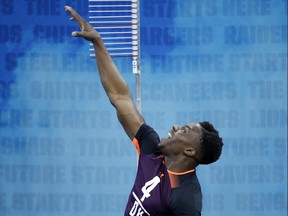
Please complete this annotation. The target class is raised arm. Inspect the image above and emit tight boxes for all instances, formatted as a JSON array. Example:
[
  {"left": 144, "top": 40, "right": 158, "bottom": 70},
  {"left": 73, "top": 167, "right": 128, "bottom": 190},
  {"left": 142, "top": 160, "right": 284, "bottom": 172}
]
[{"left": 65, "top": 6, "right": 144, "bottom": 140}]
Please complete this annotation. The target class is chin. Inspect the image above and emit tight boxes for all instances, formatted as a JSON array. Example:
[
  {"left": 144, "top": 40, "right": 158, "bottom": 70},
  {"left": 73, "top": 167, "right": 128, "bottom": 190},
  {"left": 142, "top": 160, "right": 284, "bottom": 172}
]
[{"left": 158, "top": 141, "right": 166, "bottom": 149}]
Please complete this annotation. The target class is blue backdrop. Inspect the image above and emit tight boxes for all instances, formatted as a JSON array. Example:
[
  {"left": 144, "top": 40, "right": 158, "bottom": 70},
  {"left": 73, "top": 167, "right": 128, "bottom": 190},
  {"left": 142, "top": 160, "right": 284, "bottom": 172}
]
[{"left": 0, "top": 0, "right": 287, "bottom": 215}]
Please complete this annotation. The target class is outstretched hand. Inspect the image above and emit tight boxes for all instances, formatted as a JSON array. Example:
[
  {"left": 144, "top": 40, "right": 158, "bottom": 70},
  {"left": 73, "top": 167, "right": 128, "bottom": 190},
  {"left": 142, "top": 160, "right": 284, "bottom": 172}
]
[{"left": 65, "top": 5, "right": 100, "bottom": 43}]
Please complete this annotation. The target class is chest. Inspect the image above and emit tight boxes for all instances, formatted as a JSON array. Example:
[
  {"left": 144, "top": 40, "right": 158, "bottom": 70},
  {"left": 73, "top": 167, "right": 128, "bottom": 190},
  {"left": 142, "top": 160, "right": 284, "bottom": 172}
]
[{"left": 126, "top": 154, "right": 171, "bottom": 216}]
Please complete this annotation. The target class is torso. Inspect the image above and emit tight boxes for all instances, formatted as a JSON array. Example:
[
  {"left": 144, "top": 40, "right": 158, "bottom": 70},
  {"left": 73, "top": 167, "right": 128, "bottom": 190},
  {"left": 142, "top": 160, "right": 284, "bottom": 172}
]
[{"left": 124, "top": 124, "right": 202, "bottom": 216}]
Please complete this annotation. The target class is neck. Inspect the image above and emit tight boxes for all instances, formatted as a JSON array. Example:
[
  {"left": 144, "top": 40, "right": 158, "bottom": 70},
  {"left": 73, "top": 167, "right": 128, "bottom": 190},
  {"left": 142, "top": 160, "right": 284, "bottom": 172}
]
[{"left": 164, "top": 155, "right": 198, "bottom": 173}]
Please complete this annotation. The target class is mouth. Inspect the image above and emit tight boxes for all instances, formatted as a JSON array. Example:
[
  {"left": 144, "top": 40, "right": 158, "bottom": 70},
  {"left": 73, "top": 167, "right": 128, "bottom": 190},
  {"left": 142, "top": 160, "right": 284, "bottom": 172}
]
[{"left": 160, "top": 132, "right": 172, "bottom": 144}]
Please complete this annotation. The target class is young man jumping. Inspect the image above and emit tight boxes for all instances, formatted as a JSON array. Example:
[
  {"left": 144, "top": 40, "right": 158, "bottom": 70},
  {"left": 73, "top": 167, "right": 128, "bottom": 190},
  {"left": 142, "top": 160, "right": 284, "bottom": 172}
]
[{"left": 65, "top": 6, "right": 223, "bottom": 216}]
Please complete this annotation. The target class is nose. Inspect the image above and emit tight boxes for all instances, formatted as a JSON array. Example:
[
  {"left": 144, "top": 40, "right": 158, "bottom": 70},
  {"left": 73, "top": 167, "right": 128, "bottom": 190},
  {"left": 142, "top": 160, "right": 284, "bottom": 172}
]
[{"left": 172, "top": 125, "right": 180, "bottom": 131}]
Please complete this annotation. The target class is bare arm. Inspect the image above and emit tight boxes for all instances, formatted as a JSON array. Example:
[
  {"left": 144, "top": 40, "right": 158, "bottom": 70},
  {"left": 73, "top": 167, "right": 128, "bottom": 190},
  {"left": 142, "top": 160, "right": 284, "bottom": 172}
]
[{"left": 65, "top": 6, "right": 144, "bottom": 140}]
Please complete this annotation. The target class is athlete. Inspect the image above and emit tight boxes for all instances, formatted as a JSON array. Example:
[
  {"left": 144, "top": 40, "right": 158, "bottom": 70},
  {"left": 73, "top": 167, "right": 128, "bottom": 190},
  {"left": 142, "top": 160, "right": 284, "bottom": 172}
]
[{"left": 65, "top": 6, "right": 223, "bottom": 216}]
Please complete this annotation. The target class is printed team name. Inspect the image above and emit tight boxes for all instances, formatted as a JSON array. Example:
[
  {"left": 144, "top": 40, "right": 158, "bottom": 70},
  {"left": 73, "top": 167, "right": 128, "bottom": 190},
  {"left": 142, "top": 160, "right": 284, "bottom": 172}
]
[
  {"left": 130, "top": 192, "right": 149, "bottom": 216},
  {"left": 129, "top": 176, "right": 161, "bottom": 216}
]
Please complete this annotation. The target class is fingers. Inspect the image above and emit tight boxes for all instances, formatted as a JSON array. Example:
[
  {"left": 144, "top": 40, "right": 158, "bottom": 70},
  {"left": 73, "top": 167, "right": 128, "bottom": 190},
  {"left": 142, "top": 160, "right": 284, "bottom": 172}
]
[
  {"left": 64, "top": 5, "right": 74, "bottom": 14},
  {"left": 65, "top": 6, "right": 82, "bottom": 20},
  {"left": 65, "top": 6, "right": 76, "bottom": 22},
  {"left": 65, "top": 5, "right": 98, "bottom": 42},
  {"left": 65, "top": 6, "right": 84, "bottom": 25}
]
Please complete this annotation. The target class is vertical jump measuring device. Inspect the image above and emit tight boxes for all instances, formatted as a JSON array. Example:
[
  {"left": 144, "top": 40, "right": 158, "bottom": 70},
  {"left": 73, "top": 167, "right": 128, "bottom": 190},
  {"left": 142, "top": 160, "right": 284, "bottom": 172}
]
[{"left": 88, "top": 0, "right": 141, "bottom": 113}]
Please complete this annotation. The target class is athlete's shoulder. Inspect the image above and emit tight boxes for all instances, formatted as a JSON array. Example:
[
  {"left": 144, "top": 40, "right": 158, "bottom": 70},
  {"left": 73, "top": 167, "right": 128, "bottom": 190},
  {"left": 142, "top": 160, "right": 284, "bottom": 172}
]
[{"left": 134, "top": 123, "right": 160, "bottom": 154}]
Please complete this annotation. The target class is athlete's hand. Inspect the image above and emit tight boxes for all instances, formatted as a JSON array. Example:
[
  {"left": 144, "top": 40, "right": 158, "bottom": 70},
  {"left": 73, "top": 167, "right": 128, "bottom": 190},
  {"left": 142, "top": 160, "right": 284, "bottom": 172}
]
[{"left": 65, "top": 6, "right": 101, "bottom": 43}]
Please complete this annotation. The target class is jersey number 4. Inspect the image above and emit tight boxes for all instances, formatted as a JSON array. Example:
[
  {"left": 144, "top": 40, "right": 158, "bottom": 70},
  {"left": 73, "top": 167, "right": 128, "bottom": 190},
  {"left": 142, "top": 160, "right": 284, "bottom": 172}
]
[{"left": 140, "top": 176, "right": 160, "bottom": 202}]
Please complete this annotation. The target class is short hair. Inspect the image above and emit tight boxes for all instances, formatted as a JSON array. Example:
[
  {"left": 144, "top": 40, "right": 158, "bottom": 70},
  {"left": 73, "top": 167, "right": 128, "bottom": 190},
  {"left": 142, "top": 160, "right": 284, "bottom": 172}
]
[{"left": 197, "top": 121, "right": 223, "bottom": 165}]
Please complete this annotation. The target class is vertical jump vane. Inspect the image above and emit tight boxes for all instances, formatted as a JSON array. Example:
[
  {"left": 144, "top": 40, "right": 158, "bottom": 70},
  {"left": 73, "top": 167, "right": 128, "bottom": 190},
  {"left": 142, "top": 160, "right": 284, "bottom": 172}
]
[{"left": 88, "top": 0, "right": 141, "bottom": 113}]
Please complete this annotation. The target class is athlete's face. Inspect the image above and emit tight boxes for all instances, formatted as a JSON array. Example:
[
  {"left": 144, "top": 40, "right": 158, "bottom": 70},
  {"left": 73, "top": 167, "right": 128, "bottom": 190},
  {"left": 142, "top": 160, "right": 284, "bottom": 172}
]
[{"left": 159, "top": 123, "right": 202, "bottom": 157}]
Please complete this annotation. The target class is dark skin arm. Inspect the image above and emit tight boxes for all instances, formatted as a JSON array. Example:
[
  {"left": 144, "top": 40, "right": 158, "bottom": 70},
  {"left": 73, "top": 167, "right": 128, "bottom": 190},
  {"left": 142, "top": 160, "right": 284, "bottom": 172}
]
[{"left": 65, "top": 6, "right": 144, "bottom": 140}]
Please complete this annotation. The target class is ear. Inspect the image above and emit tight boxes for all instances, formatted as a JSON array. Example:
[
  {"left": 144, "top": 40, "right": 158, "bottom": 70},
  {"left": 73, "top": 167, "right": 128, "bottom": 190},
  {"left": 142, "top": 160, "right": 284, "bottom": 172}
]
[{"left": 184, "top": 147, "right": 196, "bottom": 157}]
